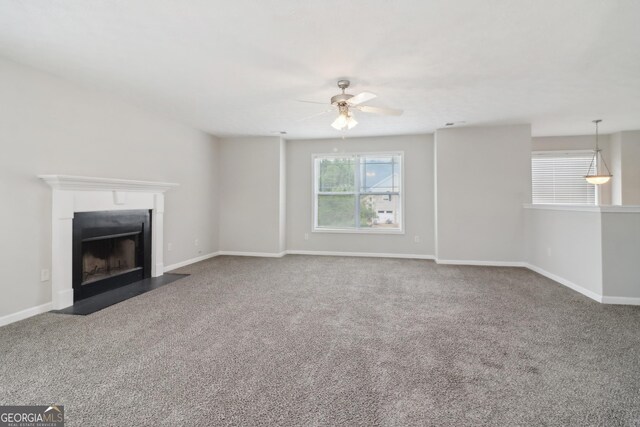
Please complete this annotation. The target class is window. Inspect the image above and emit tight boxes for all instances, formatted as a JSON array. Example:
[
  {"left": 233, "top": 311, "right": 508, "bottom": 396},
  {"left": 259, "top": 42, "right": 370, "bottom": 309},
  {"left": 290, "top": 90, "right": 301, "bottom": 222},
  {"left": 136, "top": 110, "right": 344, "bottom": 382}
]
[
  {"left": 313, "top": 153, "right": 403, "bottom": 232},
  {"left": 531, "top": 151, "right": 596, "bottom": 205}
]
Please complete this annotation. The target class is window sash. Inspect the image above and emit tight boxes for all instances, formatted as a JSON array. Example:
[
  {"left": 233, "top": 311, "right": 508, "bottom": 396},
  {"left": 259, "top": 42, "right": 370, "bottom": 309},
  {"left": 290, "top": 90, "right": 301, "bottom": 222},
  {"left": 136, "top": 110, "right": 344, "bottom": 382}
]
[{"left": 313, "top": 153, "right": 403, "bottom": 232}]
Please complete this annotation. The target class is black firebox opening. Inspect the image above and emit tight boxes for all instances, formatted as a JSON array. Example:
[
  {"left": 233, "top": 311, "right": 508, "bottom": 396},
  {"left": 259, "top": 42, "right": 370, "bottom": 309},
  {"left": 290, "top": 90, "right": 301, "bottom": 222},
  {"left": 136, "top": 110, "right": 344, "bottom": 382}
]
[
  {"left": 73, "top": 210, "right": 151, "bottom": 301},
  {"left": 82, "top": 233, "right": 142, "bottom": 285}
]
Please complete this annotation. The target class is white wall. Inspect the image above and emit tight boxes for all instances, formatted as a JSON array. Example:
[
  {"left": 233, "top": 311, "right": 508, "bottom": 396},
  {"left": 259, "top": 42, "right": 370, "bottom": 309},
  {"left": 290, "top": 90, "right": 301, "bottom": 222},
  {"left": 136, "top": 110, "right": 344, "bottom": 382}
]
[
  {"left": 218, "top": 136, "right": 285, "bottom": 255},
  {"left": 0, "top": 58, "right": 219, "bottom": 319},
  {"left": 286, "top": 134, "right": 435, "bottom": 256},
  {"left": 532, "top": 134, "right": 612, "bottom": 205},
  {"left": 524, "top": 207, "right": 603, "bottom": 297},
  {"left": 435, "top": 125, "right": 531, "bottom": 263}
]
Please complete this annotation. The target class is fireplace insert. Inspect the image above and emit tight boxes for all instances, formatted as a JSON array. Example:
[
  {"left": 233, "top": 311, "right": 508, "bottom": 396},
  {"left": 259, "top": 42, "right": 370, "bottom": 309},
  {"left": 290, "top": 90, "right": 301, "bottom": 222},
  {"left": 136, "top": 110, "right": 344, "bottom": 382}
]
[{"left": 73, "top": 210, "right": 151, "bottom": 301}]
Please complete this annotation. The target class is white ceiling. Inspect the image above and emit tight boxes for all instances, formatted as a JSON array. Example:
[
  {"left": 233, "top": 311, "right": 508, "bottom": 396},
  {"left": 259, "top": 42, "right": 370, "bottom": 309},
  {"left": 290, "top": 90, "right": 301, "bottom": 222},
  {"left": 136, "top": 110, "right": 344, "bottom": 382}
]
[{"left": 1, "top": 0, "right": 639, "bottom": 139}]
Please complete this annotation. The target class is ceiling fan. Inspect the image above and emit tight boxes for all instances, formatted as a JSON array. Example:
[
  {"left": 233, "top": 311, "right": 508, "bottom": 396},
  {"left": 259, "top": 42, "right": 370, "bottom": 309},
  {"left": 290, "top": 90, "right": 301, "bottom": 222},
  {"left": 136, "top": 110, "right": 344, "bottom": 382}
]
[{"left": 299, "top": 80, "right": 403, "bottom": 131}]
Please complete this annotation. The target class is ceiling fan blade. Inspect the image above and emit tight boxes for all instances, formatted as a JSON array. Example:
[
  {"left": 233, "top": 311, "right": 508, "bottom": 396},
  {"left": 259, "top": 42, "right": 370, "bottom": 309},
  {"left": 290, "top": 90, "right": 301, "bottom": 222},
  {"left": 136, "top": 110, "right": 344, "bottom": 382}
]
[
  {"left": 297, "top": 99, "right": 327, "bottom": 105},
  {"left": 347, "top": 91, "right": 377, "bottom": 106},
  {"left": 297, "top": 108, "right": 334, "bottom": 122},
  {"left": 356, "top": 105, "right": 403, "bottom": 116}
]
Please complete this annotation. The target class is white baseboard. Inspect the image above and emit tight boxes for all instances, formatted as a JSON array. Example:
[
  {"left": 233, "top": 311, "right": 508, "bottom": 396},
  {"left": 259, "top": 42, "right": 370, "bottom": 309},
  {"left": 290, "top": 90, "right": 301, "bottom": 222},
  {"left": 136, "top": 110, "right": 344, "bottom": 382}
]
[
  {"left": 600, "top": 296, "right": 640, "bottom": 305},
  {"left": 219, "top": 251, "right": 287, "bottom": 258},
  {"left": 3, "top": 254, "right": 636, "bottom": 329},
  {"left": 0, "top": 302, "right": 53, "bottom": 328},
  {"left": 436, "top": 259, "right": 526, "bottom": 267},
  {"left": 286, "top": 250, "right": 435, "bottom": 260},
  {"left": 164, "top": 252, "right": 220, "bottom": 272},
  {"left": 524, "top": 263, "right": 603, "bottom": 303}
]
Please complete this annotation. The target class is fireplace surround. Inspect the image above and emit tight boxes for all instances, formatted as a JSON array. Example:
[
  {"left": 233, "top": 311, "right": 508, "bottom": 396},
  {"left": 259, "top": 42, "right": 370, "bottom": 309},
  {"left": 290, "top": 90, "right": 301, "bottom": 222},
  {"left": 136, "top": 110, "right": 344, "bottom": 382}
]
[{"left": 39, "top": 175, "right": 178, "bottom": 309}]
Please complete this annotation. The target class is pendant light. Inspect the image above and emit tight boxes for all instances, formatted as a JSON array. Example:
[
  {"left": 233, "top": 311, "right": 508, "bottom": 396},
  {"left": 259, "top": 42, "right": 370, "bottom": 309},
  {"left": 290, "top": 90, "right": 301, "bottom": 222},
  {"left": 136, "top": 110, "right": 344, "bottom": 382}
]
[{"left": 585, "top": 119, "right": 612, "bottom": 185}]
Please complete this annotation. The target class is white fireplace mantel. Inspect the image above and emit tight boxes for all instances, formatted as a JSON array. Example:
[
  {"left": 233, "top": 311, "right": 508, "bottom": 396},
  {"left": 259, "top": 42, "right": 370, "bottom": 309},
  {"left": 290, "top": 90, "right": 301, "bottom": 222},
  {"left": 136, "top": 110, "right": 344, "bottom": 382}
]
[
  {"left": 38, "top": 175, "right": 179, "bottom": 309},
  {"left": 38, "top": 174, "right": 179, "bottom": 192}
]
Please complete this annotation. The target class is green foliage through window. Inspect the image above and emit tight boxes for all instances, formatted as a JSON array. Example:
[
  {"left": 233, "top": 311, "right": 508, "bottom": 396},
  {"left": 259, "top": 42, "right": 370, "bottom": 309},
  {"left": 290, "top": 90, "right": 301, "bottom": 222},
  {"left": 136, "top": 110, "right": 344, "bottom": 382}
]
[{"left": 318, "top": 158, "right": 355, "bottom": 192}]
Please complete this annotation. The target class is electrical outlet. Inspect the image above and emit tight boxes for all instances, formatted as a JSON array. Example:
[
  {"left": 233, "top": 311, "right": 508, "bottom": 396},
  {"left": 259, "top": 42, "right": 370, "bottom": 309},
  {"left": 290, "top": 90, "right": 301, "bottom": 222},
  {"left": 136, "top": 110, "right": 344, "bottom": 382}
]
[
  {"left": 547, "top": 247, "right": 552, "bottom": 257},
  {"left": 304, "top": 233, "right": 309, "bottom": 241},
  {"left": 414, "top": 235, "right": 420, "bottom": 243},
  {"left": 40, "top": 269, "right": 50, "bottom": 282},
  {"left": 194, "top": 238, "right": 199, "bottom": 246},
  {"left": 167, "top": 242, "right": 173, "bottom": 251}
]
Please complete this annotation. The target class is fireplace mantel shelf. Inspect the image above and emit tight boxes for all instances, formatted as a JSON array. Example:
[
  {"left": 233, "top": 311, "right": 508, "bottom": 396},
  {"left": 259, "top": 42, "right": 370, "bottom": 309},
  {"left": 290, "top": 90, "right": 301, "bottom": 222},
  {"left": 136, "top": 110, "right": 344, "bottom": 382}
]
[{"left": 38, "top": 175, "right": 179, "bottom": 192}]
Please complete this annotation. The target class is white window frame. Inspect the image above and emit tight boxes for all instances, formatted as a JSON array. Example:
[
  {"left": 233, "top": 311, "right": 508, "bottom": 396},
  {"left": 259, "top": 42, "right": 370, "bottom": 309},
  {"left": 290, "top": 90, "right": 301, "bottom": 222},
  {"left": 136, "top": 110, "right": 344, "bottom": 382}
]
[
  {"left": 312, "top": 152, "right": 405, "bottom": 234},
  {"left": 531, "top": 150, "right": 599, "bottom": 206}
]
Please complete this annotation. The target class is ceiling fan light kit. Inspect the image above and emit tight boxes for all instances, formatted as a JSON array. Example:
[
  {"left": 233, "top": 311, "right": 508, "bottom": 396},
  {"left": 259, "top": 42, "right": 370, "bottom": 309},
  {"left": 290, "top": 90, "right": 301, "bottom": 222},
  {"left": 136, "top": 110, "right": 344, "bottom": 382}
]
[
  {"left": 585, "top": 119, "right": 612, "bottom": 185},
  {"left": 331, "top": 114, "right": 357, "bottom": 130},
  {"left": 301, "top": 80, "right": 403, "bottom": 131}
]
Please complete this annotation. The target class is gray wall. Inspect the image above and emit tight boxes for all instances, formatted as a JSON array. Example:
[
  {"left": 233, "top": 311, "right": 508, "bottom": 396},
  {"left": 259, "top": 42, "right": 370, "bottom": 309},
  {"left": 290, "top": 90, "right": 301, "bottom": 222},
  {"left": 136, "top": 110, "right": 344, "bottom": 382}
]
[
  {"left": 435, "top": 125, "right": 531, "bottom": 262},
  {"left": 3, "top": 55, "right": 637, "bottom": 320},
  {"left": 0, "top": 58, "right": 220, "bottom": 318},
  {"left": 286, "top": 134, "right": 435, "bottom": 256},
  {"left": 609, "top": 131, "right": 640, "bottom": 206},
  {"left": 524, "top": 208, "right": 603, "bottom": 296},
  {"left": 611, "top": 133, "right": 623, "bottom": 205},
  {"left": 218, "top": 136, "right": 285, "bottom": 254},
  {"left": 524, "top": 207, "right": 640, "bottom": 300},
  {"left": 617, "top": 131, "right": 640, "bottom": 205},
  {"left": 278, "top": 138, "right": 287, "bottom": 253},
  {"left": 601, "top": 212, "right": 640, "bottom": 298}
]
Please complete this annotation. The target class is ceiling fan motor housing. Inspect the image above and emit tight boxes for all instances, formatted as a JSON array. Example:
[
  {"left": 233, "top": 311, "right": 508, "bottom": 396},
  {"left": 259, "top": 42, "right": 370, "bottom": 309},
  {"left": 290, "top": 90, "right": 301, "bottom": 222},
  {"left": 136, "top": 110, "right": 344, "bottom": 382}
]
[
  {"left": 331, "top": 93, "right": 353, "bottom": 105},
  {"left": 332, "top": 79, "right": 353, "bottom": 105}
]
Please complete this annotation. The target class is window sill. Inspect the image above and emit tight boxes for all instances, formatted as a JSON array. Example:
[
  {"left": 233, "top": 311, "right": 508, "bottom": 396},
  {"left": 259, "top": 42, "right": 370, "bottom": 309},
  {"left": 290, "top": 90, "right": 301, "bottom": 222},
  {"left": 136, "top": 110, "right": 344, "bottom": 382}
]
[
  {"left": 313, "top": 228, "right": 405, "bottom": 235},
  {"left": 523, "top": 203, "right": 640, "bottom": 213}
]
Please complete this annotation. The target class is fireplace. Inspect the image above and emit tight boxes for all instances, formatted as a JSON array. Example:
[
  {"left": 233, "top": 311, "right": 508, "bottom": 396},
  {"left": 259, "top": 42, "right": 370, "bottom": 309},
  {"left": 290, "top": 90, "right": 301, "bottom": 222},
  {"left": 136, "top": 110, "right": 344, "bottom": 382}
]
[
  {"left": 39, "top": 175, "right": 178, "bottom": 309},
  {"left": 73, "top": 210, "right": 151, "bottom": 301}
]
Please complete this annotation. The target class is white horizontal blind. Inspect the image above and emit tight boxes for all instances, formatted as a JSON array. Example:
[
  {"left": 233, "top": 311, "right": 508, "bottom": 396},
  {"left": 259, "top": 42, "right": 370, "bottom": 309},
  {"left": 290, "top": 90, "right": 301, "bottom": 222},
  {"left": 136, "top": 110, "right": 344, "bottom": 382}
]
[{"left": 532, "top": 152, "right": 596, "bottom": 205}]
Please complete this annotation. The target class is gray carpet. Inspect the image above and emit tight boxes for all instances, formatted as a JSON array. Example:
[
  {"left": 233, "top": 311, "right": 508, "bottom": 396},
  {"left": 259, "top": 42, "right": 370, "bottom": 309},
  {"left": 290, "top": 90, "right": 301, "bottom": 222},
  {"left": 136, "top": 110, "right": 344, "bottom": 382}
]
[{"left": 1, "top": 255, "right": 640, "bottom": 426}]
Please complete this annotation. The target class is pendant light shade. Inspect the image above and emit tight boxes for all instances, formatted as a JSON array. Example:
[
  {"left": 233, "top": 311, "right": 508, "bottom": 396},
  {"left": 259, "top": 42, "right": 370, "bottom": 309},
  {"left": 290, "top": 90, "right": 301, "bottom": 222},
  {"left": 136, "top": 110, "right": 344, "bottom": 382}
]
[
  {"left": 585, "top": 175, "right": 611, "bottom": 185},
  {"left": 585, "top": 119, "right": 612, "bottom": 185}
]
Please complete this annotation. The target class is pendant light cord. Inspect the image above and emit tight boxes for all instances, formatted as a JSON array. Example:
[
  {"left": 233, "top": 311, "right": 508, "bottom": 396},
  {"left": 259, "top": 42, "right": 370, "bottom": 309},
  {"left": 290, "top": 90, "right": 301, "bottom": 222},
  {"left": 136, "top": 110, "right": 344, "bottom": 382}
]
[
  {"left": 587, "top": 120, "right": 598, "bottom": 175},
  {"left": 587, "top": 119, "right": 612, "bottom": 176},
  {"left": 595, "top": 120, "right": 612, "bottom": 175}
]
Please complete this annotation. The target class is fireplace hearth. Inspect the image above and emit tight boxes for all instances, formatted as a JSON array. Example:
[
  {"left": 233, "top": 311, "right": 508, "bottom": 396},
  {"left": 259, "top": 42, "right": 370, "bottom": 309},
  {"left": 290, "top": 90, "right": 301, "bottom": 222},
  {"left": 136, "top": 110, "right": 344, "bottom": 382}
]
[{"left": 73, "top": 210, "right": 151, "bottom": 301}]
